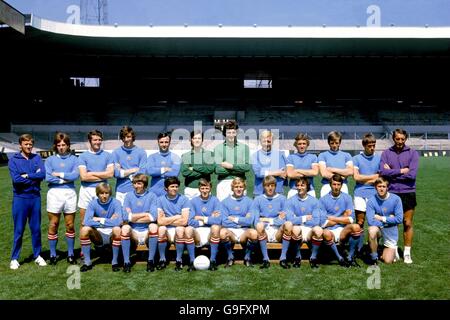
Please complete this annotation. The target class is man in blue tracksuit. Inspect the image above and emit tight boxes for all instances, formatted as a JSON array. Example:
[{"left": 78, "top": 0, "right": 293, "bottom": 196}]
[{"left": 8, "top": 134, "right": 47, "bottom": 270}]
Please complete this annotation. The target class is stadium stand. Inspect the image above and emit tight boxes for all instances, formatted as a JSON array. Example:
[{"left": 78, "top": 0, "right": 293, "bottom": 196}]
[{"left": 8, "top": 120, "right": 450, "bottom": 155}]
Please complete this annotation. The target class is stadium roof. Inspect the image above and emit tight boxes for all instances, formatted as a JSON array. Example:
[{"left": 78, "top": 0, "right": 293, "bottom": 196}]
[{"left": 3, "top": 15, "right": 449, "bottom": 57}]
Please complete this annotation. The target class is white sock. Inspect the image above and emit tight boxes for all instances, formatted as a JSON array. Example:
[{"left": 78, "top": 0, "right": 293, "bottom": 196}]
[{"left": 404, "top": 246, "right": 411, "bottom": 256}]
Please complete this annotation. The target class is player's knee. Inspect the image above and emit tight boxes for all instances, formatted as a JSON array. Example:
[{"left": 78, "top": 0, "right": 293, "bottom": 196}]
[
  {"left": 322, "top": 230, "right": 332, "bottom": 241},
  {"left": 368, "top": 226, "right": 378, "bottom": 238},
  {"left": 352, "top": 224, "right": 361, "bottom": 232},
  {"left": 248, "top": 229, "right": 258, "bottom": 240},
  {"left": 112, "top": 226, "right": 121, "bottom": 236},
  {"left": 65, "top": 222, "right": 75, "bottom": 232},
  {"left": 256, "top": 222, "right": 265, "bottom": 233},
  {"left": 219, "top": 228, "right": 229, "bottom": 239},
  {"left": 312, "top": 226, "right": 323, "bottom": 237},
  {"left": 292, "top": 226, "right": 301, "bottom": 237},
  {"left": 383, "top": 256, "right": 394, "bottom": 264},
  {"left": 184, "top": 226, "right": 194, "bottom": 238},
  {"left": 210, "top": 224, "right": 220, "bottom": 236},
  {"left": 158, "top": 226, "right": 167, "bottom": 234},
  {"left": 48, "top": 222, "right": 59, "bottom": 233},
  {"left": 283, "top": 221, "right": 293, "bottom": 231},
  {"left": 149, "top": 223, "right": 158, "bottom": 233},
  {"left": 80, "top": 226, "right": 91, "bottom": 237},
  {"left": 403, "top": 218, "right": 413, "bottom": 229},
  {"left": 175, "top": 226, "right": 185, "bottom": 237},
  {"left": 121, "top": 225, "right": 131, "bottom": 236}
]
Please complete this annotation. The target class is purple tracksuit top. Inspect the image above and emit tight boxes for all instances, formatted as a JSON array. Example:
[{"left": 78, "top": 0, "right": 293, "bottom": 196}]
[{"left": 380, "top": 145, "right": 419, "bottom": 194}]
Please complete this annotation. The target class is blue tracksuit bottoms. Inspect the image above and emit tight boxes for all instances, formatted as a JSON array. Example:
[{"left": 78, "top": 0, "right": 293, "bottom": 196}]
[{"left": 11, "top": 196, "right": 42, "bottom": 260}]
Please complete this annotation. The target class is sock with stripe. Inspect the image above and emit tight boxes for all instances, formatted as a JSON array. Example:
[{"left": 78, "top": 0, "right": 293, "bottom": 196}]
[
  {"left": 245, "top": 240, "right": 257, "bottom": 260},
  {"left": 326, "top": 240, "right": 343, "bottom": 261},
  {"left": 48, "top": 233, "right": 58, "bottom": 258},
  {"left": 347, "top": 233, "right": 361, "bottom": 261},
  {"left": 370, "top": 252, "right": 378, "bottom": 261},
  {"left": 175, "top": 239, "right": 185, "bottom": 262},
  {"left": 80, "top": 238, "right": 92, "bottom": 265},
  {"left": 280, "top": 234, "right": 291, "bottom": 260},
  {"left": 65, "top": 232, "right": 75, "bottom": 257},
  {"left": 292, "top": 236, "right": 302, "bottom": 260},
  {"left": 112, "top": 239, "right": 121, "bottom": 265},
  {"left": 223, "top": 240, "right": 234, "bottom": 260},
  {"left": 148, "top": 233, "right": 158, "bottom": 262},
  {"left": 158, "top": 239, "right": 167, "bottom": 262},
  {"left": 259, "top": 236, "right": 269, "bottom": 261},
  {"left": 121, "top": 236, "right": 131, "bottom": 264},
  {"left": 185, "top": 239, "right": 195, "bottom": 263},
  {"left": 210, "top": 237, "right": 220, "bottom": 262},
  {"left": 311, "top": 237, "right": 322, "bottom": 260}
]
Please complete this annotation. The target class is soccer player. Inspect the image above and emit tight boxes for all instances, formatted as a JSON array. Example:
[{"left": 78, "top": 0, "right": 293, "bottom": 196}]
[
  {"left": 320, "top": 174, "right": 362, "bottom": 267},
  {"left": 189, "top": 179, "right": 223, "bottom": 271},
  {"left": 214, "top": 120, "right": 251, "bottom": 201},
  {"left": 112, "top": 126, "right": 147, "bottom": 205},
  {"left": 45, "top": 132, "right": 79, "bottom": 265},
  {"left": 286, "top": 133, "right": 319, "bottom": 199},
  {"left": 121, "top": 174, "right": 158, "bottom": 273},
  {"left": 252, "top": 175, "right": 288, "bottom": 269},
  {"left": 8, "top": 134, "right": 47, "bottom": 269},
  {"left": 318, "top": 131, "right": 353, "bottom": 197},
  {"left": 181, "top": 130, "right": 215, "bottom": 200},
  {"left": 251, "top": 130, "right": 287, "bottom": 197},
  {"left": 145, "top": 132, "right": 181, "bottom": 197},
  {"left": 79, "top": 183, "right": 124, "bottom": 272},
  {"left": 353, "top": 133, "right": 380, "bottom": 228},
  {"left": 156, "top": 177, "right": 193, "bottom": 271},
  {"left": 220, "top": 177, "right": 257, "bottom": 267},
  {"left": 285, "top": 177, "right": 323, "bottom": 268},
  {"left": 366, "top": 177, "right": 403, "bottom": 265},
  {"left": 380, "top": 128, "right": 419, "bottom": 264},
  {"left": 78, "top": 130, "right": 114, "bottom": 230}
]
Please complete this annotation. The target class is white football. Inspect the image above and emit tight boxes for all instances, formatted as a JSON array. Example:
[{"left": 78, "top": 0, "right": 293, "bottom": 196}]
[{"left": 193, "top": 255, "right": 210, "bottom": 270}]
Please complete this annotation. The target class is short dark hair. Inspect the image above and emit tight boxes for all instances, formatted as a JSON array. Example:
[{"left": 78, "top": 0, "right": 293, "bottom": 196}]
[
  {"left": 88, "top": 130, "right": 103, "bottom": 142},
  {"left": 222, "top": 120, "right": 238, "bottom": 136},
  {"left": 392, "top": 128, "right": 407, "bottom": 140},
  {"left": 362, "top": 133, "right": 376, "bottom": 146},
  {"left": 157, "top": 131, "right": 172, "bottom": 142},
  {"left": 295, "top": 177, "right": 310, "bottom": 190},
  {"left": 329, "top": 174, "right": 344, "bottom": 185},
  {"left": 164, "top": 176, "right": 180, "bottom": 188},
  {"left": 190, "top": 130, "right": 203, "bottom": 147}
]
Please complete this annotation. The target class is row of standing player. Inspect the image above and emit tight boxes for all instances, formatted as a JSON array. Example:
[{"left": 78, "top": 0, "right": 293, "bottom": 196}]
[{"left": 7, "top": 121, "right": 418, "bottom": 270}]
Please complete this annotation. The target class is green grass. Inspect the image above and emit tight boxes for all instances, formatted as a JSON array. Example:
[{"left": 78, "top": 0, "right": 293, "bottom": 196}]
[{"left": 0, "top": 157, "right": 449, "bottom": 299}]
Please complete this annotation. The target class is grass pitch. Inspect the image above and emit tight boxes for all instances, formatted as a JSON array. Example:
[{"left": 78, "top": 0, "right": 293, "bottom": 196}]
[{"left": 0, "top": 157, "right": 449, "bottom": 300}]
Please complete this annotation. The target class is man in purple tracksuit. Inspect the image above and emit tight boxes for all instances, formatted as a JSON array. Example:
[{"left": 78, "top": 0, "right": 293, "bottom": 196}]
[
  {"left": 8, "top": 134, "right": 47, "bottom": 270},
  {"left": 380, "top": 128, "right": 419, "bottom": 264}
]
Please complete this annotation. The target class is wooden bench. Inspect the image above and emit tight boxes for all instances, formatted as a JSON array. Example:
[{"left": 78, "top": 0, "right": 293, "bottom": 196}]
[
  {"left": 135, "top": 242, "right": 309, "bottom": 264},
  {"left": 136, "top": 242, "right": 308, "bottom": 252}
]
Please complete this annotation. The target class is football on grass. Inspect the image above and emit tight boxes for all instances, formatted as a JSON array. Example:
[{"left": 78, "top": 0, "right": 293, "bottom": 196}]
[{"left": 193, "top": 255, "right": 210, "bottom": 270}]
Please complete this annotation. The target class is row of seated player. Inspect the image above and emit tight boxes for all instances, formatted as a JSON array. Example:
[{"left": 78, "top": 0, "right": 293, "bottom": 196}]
[{"left": 46, "top": 173, "right": 401, "bottom": 273}]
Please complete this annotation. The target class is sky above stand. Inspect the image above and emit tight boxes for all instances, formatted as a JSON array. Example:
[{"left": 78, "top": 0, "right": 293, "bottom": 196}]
[{"left": 5, "top": 0, "right": 450, "bottom": 26}]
